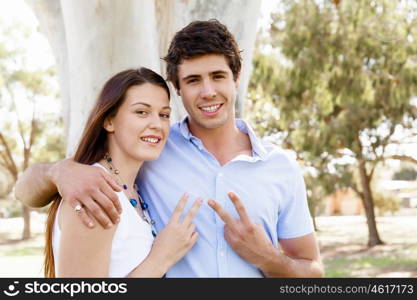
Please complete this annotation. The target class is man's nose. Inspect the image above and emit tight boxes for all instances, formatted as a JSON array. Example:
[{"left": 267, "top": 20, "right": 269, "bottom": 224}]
[{"left": 201, "top": 79, "right": 217, "bottom": 99}]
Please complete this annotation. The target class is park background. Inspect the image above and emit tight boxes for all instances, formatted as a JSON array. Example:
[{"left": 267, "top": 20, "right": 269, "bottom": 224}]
[{"left": 0, "top": 0, "right": 416, "bottom": 277}]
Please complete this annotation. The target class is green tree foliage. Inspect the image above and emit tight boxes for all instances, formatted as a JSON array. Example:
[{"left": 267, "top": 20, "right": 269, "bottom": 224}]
[
  {"left": 0, "top": 21, "right": 65, "bottom": 239},
  {"left": 247, "top": 0, "right": 417, "bottom": 246},
  {"left": 393, "top": 166, "right": 417, "bottom": 181}
]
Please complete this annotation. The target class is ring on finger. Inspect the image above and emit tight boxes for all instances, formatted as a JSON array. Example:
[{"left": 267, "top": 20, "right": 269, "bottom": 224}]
[{"left": 74, "top": 204, "right": 82, "bottom": 213}]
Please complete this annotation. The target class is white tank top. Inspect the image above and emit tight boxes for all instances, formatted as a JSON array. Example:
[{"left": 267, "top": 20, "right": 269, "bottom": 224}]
[{"left": 52, "top": 163, "right": 155, "bottom": 277}]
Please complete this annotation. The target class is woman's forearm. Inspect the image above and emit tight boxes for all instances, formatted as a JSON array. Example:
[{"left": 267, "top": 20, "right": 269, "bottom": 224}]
[{"left": 127, "top": 252, "right": 172, "bottom": 278}]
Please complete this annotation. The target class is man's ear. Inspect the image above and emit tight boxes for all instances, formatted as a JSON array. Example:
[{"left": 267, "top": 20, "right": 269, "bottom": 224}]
[{"left": 103, "top": 116, "right": 115, "bottom": 133}]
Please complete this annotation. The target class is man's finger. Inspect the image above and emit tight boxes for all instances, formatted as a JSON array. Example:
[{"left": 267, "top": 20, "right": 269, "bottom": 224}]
[
  {"left": 171, "top": 193, "right": 189, "bottom": 222},
  {"left": 102, "top": 171, "right": 123, "bottom": 192},
  {"left": 207, "top": 199, "right": 235, "bottom": 225},
  {"left": 182, "top": 198, "right": 202, "bottom": 226},
  {"left": 73, "top": 202, "right": 95, "bottom": 228},
  {"left": 100, "top": 182, "right": 122, "bottom": 215},
  {"left": 228, "top": 191, "right": 252, "bottom": 225},
  {"left": 81, "top": 197, "right": 114, "bottom": 229},
  {"left": 93, "top": 189, "right": 120, "bottom": 225}
]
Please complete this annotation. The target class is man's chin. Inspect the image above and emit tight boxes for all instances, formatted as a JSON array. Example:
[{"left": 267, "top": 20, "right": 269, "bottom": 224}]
[{"left": 195, "top": 118, "right": 228, "bottom": 130}]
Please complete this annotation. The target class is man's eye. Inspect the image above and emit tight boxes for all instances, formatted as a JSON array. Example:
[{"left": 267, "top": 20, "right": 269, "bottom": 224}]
[
  {"left": 187, "top": 78, "right": 198, "bottom": 84},
  {"left": 214, "top": 75, "right": 225, "bottom": 79}
]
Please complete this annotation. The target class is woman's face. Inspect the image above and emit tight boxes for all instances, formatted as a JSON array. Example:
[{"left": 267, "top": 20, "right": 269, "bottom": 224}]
[{"left": 105, "top": 83, "right": 171, "bottom": 162}]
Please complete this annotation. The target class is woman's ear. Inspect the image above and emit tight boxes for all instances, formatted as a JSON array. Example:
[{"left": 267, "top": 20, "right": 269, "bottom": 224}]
[{"left": 103, "top": 116, "right": 115, "bottom": 133}]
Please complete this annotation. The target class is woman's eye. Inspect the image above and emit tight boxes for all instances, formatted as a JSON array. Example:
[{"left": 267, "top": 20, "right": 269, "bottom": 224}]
[
  {"left": 135, "top": 110, "right": 148, "bottom": 115},
  {"left": 160, "top": 113, "right": 171, "bottom": 119}
]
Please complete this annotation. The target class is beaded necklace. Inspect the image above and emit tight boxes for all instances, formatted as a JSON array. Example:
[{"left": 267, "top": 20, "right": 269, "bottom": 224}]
[{"left": 103, "top": 154, "right": 156, "bottom": 237}]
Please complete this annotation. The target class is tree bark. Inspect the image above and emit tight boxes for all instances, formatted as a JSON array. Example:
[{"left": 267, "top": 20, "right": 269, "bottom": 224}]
[
  {"left": 22, "top": 206, "right": 31, "bottom": 240},
  {"left": 358, "top": 160, "right": 384, "bottom": 247}
]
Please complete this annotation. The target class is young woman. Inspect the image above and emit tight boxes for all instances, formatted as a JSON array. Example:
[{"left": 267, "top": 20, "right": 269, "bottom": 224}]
[{"left": 44, "top": 68, "right": 201, "bottom": 277}]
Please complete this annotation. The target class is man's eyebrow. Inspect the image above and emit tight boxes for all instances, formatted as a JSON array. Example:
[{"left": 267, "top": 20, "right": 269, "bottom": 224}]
[
  {"left": 211, "top": 70, "right": 228, "bottom": 75},
  {"left": 181, "top": 70, "right": 228, "bottom": 81},
  {"left": 181, "top": 74, "right": 200, "bottom": 81}
]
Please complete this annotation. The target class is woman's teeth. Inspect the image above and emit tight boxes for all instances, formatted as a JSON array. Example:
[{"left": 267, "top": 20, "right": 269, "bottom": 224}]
[{"left": 141, "top": 137, "right": 159, "bottom": 143}]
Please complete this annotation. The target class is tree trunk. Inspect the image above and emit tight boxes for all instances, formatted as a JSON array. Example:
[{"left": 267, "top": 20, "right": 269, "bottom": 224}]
[
  {"left": 358, "top": 160, "right": 383, "bottom": 247},
  {"left": 312, "top": 214, "right": 318, "bottom": 232},
  {"left": 22, "top": 205, "right": 31, "bottom": 240}
]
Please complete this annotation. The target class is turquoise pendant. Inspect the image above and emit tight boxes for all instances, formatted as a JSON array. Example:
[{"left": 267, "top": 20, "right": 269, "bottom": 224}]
[{"left": 130, "top": 199, "right": 138, "bottom": 207}]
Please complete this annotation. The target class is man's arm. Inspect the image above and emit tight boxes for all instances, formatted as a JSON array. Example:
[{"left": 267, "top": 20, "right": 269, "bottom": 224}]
[
  {"left": 259, "top": 233, "right": 324, "bottom": 277},
  {"left": 15, "top": 162, "right": 58, "bottom": 208},
  {"left": 15, "top": 158, "right": 123, "bottom": 228},
  {"left": 208, "top": 192, "right": 324, "bottom": 277}
]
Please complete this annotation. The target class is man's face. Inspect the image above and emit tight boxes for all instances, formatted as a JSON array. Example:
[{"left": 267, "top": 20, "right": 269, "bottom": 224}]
[{"left": 177, "top": 54, "right": 240, "bottom": 132}]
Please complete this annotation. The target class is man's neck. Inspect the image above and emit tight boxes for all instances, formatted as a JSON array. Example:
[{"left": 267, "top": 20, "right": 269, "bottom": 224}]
[{"left": 188, "top": 118, "right": 252, "bottom": 166}]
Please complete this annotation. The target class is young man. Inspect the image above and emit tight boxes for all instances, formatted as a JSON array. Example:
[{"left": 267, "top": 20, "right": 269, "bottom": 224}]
[{"left": 16, "top": 20, "right": 324, "bottom": 277}]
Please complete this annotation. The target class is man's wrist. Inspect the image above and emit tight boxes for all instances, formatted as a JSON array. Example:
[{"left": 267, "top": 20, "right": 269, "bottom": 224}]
[
  {"left": 48, "top": 158, "right": 72, "bottom": 186},
  {"left": 256, "top": 245, "right": 281, "bottom": 274}
]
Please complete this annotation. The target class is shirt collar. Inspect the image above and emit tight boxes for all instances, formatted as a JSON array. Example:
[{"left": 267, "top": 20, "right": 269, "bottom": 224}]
[{"left": 178, "top": 116, "right": 269, "bottom": 161}]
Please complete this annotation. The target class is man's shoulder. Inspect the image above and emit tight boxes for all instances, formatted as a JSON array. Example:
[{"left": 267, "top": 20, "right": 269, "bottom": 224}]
[{"left": 260, "top": 140, "right": 301, "bottom": 173}]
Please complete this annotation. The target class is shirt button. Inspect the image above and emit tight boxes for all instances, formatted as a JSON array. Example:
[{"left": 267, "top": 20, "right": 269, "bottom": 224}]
[
  {"left": 218, "top": 173, "right": 223, "bottom": 177},
  {"left": 220, "top": 251, "right": 225, "bottom": 257}
]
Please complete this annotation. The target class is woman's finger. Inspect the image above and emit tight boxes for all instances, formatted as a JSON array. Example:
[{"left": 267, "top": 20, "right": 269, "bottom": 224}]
[
  {"left": 182, "top": 198, "right": 202, "bottom": 226},
  {"left": 170, "top": 193, "right": 189, "bottom": 223}
]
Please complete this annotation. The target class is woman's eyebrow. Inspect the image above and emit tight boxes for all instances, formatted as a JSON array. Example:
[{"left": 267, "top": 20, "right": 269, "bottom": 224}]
[
  {"left": 131, "top": 102, "right": 171, "bottom": 110},
  {"left": 130, "top": 101, "right": 151, "bottom": 107}
]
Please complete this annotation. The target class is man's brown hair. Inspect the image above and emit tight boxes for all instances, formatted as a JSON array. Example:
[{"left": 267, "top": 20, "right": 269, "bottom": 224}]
[{"left": 163, "top": 19, "right": 242, "bottom": 90}]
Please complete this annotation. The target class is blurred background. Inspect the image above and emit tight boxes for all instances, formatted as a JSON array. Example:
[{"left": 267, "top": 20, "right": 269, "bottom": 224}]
[{"left": 0, "top": 0, "right": 416, "bottom": 277}]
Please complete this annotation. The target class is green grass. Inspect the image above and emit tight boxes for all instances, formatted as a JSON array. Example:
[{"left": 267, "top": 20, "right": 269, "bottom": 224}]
[
  {"left": 324, "top": 257, "right": 417, "bottom": 277},
  {"left": 3, "top": 246, "right": 43, "bottom": 257}
]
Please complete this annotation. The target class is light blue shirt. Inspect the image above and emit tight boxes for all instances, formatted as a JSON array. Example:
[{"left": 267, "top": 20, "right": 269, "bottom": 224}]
[{"left": 137, "top": 118, "right": 313, "bottom": 277}]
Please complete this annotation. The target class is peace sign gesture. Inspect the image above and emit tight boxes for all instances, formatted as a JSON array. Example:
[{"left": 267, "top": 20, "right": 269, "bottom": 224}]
[{"left": 208, "top": 192, "right": 276, "bottom": 269}]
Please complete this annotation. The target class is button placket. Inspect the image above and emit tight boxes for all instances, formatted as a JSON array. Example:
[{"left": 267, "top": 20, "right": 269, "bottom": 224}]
[{"left": 214, "top": 169, "right": 228, "bottom": 276}]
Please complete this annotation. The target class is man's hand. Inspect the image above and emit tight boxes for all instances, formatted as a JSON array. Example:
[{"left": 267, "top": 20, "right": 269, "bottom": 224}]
[
  {"left": 208, "top": 192, "right": 276, "bottom": 268},
  {"left": 50, "top": 159, "right": 122, "bottom": 228}
]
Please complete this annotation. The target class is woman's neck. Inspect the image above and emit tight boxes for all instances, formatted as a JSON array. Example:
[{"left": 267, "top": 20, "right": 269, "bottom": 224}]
[{"left": 100, "top": 149, "right": 143, "bottom": 190}]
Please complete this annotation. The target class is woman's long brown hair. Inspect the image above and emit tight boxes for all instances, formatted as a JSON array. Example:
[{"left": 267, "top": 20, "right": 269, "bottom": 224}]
[{"left": 44, "top": 68, "right": 170, "bottom": 277}]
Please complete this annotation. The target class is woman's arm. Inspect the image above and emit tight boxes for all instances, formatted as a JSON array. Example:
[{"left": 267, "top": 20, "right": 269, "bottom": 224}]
[
  {"left": 57, "top": 199, "right": 116, "bottom": 277},
  {"left": 57, "top": 193, "right": 202, "bottom": 277}
]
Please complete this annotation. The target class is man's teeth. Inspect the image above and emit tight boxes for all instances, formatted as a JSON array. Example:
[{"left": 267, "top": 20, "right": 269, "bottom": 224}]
[
  {"left": 141, "top": 137, "right": 159, "bottom": 143},
  {"left": 200, "top": 104, "right": 220, "bottom": 112}
]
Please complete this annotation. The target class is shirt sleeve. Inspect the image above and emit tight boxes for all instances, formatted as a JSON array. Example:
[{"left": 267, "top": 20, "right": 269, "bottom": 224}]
[{"left": 277, "top": 159, "right": 314, "bottom": 239}]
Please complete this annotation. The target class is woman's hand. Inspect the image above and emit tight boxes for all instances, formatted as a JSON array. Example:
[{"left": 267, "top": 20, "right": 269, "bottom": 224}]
[{"left": 148, "top": 193, "right": 202, "bottom": 271}]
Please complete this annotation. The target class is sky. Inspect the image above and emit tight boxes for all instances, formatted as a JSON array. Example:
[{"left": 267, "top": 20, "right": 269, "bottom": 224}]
[{"left": 0, "top": 0, "right": 55, "bottom": 69}]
